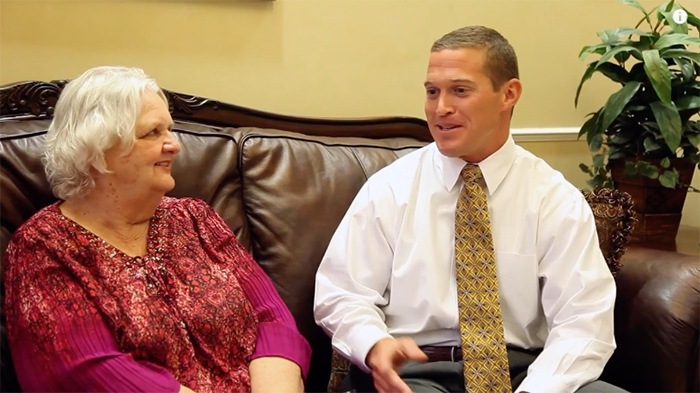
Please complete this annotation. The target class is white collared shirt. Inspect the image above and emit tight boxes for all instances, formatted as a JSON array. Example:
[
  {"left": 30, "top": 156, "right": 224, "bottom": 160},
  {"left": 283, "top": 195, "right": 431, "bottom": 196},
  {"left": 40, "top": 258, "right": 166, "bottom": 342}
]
[{"left": 314, "top": 136, "right": 617, "bottom": 393}]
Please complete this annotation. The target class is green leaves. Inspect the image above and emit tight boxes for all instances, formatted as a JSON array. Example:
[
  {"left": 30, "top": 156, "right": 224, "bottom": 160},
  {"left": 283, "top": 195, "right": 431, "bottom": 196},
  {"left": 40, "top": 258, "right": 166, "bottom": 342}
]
[
  {"left": 659, "top": 49, "right": 700, "bottom": 64},
  {"left": 654, "top": 34, "right": 700, "bottom": 50},
  {"left": 600, "top": 82, "right": 642, "bottom": 133},
  {"left": 676, "top": 95, "right": 700, "bottom": 110},
  {"left": 662, "top": 10, "right": 689, "bottom": 34},
  {"left": 574, "top": 63, "right": 597, "bottom": 108},
  {"left": 576, "top": 0, "right": 700, "bottom": 190},
  {"left": 659, "top": 168, "right": 680, "bottom": 187},
  {"left": 597, "top": 62, "right": 632, "bottom": 83},
  {"left": 618, "top": 158, "right": 681, "bottom": 188},
  {"left": 650, "top": 101, "right": 682, "bottom": 151},
  {"left": 642, "top": 49, "right": 673, "bottom": 104},
  {"left": 687, "top": 11, "right": 700, "bottom": 30},
  {"left": 687, "top": 133, "right": 700, "bottom": 147},
  {"left": 598, "top": 45, "right": 643, "bottom": 67},
  {"left": 574, "top": 61, "right": 631, "bottom": 108},
  {"left": 620, "top": 0, "right": 652, "bottom": 26},
  {"left": 625, "top": 160, "right": 660, "bottom": 178}
]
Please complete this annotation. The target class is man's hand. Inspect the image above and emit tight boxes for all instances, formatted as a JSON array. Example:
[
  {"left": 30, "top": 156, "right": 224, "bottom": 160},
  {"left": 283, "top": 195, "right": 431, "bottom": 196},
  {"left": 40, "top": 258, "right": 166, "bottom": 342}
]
[{"left": 366, "top": 337, "right": 428, "bottom": 393}]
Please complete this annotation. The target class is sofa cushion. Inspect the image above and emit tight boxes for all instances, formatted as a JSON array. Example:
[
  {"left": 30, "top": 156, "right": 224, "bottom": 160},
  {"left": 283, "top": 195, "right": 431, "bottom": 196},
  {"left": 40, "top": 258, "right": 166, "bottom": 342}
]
[
  {"left": 0, "top": 120, "right": 55, "bottom": 255},
  {"left": 602, "top": 247, "right": 700, "bottom": 392},
  {"left": 168, "top": 124, "right": 251, "bottom": 248}
]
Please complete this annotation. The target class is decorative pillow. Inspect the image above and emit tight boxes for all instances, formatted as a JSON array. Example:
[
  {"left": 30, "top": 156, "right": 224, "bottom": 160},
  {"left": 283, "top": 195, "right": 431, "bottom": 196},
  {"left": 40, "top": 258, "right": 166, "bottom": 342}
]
[
  {"left": 328, "top": 350, "right": 353, "bottom": 393},
  {"left": 582, "top": 187, "right": 636, "bottom": 276},
  {"left": 326, "top": 188, "right": 636, "bottom": 392}
]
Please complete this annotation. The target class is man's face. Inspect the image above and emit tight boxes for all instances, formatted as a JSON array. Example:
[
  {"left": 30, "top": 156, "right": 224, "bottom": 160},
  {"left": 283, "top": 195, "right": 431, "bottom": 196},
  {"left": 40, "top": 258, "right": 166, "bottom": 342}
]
[{"left": 424, "top": 48, "right": 520, "bottom": 162}]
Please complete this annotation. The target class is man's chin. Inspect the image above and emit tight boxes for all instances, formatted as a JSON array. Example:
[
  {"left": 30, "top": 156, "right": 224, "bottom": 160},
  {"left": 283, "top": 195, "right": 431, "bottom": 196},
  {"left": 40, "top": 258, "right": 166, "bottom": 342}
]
[{"left": 434, "top": 142, "right": 463, "bottom": 158}]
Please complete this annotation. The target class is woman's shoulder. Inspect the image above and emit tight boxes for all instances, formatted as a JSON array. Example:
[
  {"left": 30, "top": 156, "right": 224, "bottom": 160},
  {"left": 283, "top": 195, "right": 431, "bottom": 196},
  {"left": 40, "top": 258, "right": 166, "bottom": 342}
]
[
  {"left": 158, "top": 196, "right": 216, "bottom": 218},
  {"left": 11, "top": 202, "right": 65, "bottom": 243},
  {"left": 6, "top": 202, "right": 74, "bottom": 274},
  {"left": 160, "top": 196, "right": 208, "bottom": 209},
  {"left": 156, "top": 197, "right": 232, "bottom": 244}
]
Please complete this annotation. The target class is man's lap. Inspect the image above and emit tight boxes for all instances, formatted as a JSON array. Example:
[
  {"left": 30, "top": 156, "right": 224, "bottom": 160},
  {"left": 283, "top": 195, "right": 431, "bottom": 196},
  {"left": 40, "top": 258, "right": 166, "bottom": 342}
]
[{"left": 348, "top": 347, "right": 627, "bottom": 393}]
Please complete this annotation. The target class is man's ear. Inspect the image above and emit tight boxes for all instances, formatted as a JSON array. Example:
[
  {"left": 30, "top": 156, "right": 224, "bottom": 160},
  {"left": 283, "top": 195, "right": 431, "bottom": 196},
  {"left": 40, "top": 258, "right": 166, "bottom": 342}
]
[{"left": 501, "top": 78, "right": 522, "bottom": 112}]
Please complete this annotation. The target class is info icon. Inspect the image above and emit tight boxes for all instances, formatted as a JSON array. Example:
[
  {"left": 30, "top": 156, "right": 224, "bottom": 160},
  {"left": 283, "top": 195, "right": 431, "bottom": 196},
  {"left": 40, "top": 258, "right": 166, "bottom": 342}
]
[{"left": 672, "top": 9, "right": 688, "bottom": 24}]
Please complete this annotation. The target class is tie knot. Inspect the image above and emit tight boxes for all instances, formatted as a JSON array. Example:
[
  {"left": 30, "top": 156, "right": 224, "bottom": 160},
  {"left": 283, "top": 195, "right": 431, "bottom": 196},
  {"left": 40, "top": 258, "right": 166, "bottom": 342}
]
[{"left": 460, "top": 164, "right": 483, "bottom": 184}]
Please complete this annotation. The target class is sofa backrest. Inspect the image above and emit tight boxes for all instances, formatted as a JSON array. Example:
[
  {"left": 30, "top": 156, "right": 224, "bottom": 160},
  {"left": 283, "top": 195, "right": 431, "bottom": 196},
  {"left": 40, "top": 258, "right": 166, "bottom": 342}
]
[
  {"left": 0, "top": 80, "right": 432, "bottom": 392},
  {"left": 235, "top": 128, "right": 426, "bottom": 389}
]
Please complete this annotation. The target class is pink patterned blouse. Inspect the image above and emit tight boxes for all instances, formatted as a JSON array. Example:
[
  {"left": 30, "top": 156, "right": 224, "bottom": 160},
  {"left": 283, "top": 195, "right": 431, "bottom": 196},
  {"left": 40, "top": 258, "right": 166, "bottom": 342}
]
[{"left": 4, "top": 197, "right": 311, "bottom": 392}]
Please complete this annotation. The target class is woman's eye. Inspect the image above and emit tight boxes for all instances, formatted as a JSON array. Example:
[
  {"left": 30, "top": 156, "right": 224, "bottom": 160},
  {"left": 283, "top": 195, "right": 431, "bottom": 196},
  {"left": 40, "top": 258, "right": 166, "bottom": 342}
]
[{"left": 139, "top": 129, "right": 157, "bottom": 139}]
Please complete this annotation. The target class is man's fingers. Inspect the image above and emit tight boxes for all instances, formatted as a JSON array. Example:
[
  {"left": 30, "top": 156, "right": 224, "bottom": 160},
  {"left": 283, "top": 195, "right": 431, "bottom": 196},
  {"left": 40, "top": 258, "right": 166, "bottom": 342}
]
[
  {"left": 372, "top": 369, "right": 412, "bottom": 393},
  {"left": 371, "top": 369, "right": 392, "bottom": 393},
  {"left": 367, "top": 337, "right": 421, "bottom": 393},
  {"left": 396, "top": 337, "right": 429, "bottom": 363},
  {"left": 404, "top": 346, "right": 428, "bottom": 363},
  {"left": 387, "top": 373, "right": 412, "bottom": 393}
]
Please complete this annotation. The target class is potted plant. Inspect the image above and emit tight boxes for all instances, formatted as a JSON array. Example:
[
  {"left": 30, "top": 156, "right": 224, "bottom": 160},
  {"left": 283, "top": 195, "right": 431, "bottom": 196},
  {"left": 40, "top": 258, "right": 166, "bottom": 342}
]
[{"left": 575, "top": 0, "right": 700, "bottom": 243}]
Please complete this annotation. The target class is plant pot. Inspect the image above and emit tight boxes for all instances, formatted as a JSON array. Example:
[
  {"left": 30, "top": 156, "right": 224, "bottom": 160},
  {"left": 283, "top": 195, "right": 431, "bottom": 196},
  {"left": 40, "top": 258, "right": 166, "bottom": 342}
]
[{"left": 609, "top": 158, "right": 697, "bottom": 245}]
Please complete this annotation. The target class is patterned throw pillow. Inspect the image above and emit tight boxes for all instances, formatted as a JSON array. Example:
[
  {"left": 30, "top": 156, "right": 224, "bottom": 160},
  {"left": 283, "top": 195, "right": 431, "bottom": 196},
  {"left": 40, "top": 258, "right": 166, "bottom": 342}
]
[{"left": 583, "top": 188, "right": 636, "bottom": 276}]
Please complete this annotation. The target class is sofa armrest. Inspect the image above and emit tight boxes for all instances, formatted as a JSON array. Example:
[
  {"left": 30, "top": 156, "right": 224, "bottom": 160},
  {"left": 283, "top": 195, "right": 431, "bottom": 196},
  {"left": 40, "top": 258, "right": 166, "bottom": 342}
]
[{"left": 602, "top": 246, "right": 700, "bottom": 392}]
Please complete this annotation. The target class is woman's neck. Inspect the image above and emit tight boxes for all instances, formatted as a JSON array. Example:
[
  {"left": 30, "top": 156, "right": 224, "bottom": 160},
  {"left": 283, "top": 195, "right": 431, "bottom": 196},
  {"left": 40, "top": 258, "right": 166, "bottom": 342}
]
[{"left": 60, "top": 191, "right": 162, "bottom": 257}]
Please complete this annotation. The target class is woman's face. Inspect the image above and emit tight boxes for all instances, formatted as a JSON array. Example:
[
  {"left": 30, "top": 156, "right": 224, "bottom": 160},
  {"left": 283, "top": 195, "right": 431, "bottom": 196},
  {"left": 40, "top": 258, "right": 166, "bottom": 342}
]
[{"left": 101, "top": 89, "right": 181, "bottom": 197}]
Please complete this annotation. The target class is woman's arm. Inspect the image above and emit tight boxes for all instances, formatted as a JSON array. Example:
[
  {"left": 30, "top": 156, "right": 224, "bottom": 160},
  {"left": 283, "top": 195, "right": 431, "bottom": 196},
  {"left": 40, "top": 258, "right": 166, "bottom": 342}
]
[
  {"left": 4, "top": 227, "right": 183, "bottom": 392},
  {"left": 233, "top": 254, "right": 312, "bottom": 378},
  {"left": 193, "top": 199, "right": 312, "bottom": 379},
  {"left": 250, "top": 357, "right": 304, "bottom": 393}
]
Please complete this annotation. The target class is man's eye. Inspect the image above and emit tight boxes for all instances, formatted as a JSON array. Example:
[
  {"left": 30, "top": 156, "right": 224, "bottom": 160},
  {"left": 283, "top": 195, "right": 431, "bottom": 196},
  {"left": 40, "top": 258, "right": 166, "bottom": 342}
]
[{"left": 426, "top": 88, "right": 438, "bottom": 97}]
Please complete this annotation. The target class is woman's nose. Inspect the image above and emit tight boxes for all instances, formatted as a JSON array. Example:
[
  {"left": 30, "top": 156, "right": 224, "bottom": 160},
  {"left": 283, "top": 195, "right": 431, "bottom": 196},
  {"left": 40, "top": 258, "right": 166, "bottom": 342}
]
[{"left": 163, "top": 132, "right": 181, "bottom": 154}]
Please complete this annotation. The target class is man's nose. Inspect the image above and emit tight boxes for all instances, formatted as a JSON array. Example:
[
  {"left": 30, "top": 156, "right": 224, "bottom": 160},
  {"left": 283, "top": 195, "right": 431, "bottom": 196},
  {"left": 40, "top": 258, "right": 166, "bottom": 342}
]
[{"left": 436, "top": 94, "right": 454, "bottom": 116}]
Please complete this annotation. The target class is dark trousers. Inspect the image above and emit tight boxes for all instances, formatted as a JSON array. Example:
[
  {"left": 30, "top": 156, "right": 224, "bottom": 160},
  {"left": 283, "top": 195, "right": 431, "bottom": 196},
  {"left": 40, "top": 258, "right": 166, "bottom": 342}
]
[{"left": 348, "top": 347, "right": 627, "bottom": 393}]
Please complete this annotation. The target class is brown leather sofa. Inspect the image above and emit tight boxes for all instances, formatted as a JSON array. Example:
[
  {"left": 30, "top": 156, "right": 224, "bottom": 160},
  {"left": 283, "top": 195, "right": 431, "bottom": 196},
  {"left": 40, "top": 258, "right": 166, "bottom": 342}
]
[{"left": 1, "top": 81, "right": 698, "bottom": 393}]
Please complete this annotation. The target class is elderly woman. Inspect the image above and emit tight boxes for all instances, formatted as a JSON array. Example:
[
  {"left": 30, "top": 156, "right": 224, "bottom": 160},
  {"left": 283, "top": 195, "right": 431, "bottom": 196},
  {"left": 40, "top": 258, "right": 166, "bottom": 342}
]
[{"left": 4, "top": 66, "right": 311, "bottom": 392}]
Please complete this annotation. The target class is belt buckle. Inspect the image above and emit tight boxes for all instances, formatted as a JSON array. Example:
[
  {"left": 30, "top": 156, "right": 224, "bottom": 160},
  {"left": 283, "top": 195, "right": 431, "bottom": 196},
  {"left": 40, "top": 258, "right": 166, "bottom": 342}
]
[{"left": 450, "top": 346, "right": 457, "bottom": 362}]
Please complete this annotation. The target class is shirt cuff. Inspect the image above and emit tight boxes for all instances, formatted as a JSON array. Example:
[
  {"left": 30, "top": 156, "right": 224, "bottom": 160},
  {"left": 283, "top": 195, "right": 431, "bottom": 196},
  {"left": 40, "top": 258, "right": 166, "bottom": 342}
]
[
  {"left": 338, "top": 325, "right": 392, "bottom": 373},
  {"left": 251, "top": 321, "right": 312, "bottom": 379}
]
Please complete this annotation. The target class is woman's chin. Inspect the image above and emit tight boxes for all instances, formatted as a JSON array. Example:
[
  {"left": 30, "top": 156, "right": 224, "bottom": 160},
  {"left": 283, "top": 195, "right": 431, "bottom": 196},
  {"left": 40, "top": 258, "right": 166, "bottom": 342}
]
[{"left": 156, "top": 178, "right": 176, "bottom": 194}]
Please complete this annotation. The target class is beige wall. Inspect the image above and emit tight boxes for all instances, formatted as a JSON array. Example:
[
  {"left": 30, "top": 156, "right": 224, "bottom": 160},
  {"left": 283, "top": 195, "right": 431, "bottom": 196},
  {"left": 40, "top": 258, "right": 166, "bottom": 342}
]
[{"left": 1, "top": 0, "right": 698, "bottom": 226}]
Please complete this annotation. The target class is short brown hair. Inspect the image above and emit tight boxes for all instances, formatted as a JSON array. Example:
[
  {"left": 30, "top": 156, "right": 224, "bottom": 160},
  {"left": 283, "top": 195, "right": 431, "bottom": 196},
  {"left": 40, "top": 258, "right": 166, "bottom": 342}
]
[{"left": 431, "top": 25, "right": 519, "bottom": 90}]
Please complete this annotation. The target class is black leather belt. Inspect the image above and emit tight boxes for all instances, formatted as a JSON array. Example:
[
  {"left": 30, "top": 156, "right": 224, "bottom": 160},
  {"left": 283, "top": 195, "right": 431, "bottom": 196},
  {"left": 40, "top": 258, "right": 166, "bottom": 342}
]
[{"left": 420, "top": 345, "right": 462, "bottom": 362}]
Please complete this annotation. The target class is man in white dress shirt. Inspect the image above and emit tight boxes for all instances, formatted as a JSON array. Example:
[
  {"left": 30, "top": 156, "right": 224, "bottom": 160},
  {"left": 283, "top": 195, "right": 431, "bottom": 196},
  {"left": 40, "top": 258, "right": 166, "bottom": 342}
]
[{"left": 314, "top": 26, "right": 626, "bottom": 393}]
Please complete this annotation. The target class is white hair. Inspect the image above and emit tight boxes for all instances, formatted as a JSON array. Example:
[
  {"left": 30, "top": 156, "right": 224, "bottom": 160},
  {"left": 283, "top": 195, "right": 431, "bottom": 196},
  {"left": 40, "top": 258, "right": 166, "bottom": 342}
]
[{"left": 43, "top": 66, "right": 167, "bottom": 200}]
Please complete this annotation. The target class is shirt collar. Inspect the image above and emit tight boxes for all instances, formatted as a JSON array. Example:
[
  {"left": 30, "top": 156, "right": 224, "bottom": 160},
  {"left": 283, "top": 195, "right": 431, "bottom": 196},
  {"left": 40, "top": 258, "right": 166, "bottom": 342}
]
[{"left": 437, "top": 136, "right": 516, "bottom": 196}]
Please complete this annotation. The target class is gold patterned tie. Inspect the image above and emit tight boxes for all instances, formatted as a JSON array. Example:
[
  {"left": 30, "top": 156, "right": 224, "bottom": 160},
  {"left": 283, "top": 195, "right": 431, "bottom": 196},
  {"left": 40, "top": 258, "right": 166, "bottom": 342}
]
[{"left": 455, "top": 164, "right": 510, "bottom": 393}]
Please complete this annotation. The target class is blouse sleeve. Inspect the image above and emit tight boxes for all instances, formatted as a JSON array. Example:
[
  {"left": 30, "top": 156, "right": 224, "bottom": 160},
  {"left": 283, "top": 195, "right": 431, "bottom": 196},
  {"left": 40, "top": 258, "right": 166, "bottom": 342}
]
[
  {"left": 190, "top": 199, "right": 312, "bottom": 379},
  {"left": 4, "top": 225, "right": 181, "bottom": 393}
]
